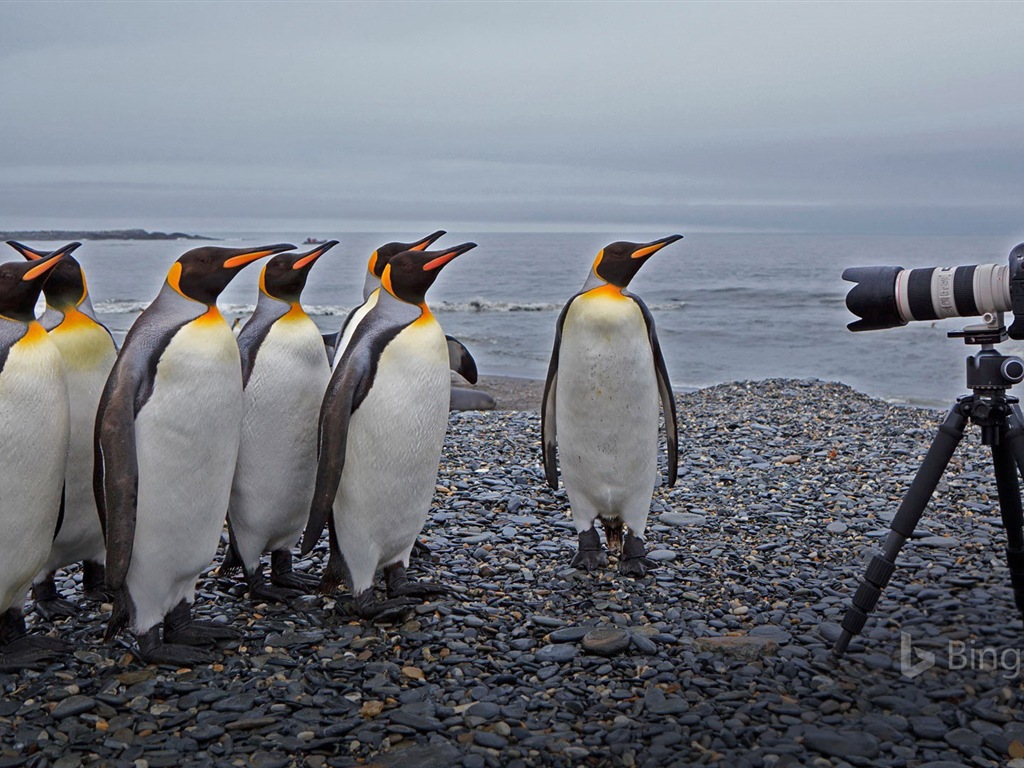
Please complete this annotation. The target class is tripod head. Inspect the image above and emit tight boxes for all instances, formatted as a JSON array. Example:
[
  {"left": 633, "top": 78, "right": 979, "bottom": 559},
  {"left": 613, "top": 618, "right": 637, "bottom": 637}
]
[{"left": 945, "top": 313, "right": 1024, "bottom": 394}]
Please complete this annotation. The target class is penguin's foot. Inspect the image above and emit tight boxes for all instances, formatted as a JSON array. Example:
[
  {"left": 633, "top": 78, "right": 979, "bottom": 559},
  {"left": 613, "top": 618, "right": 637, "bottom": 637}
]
[
  {"left": 162, "top": 601, "right": 240, "bottom": 647},
  {"left": 34, "top": 597, "right": 79, "bottom": 622},
  {"left": 248, "top": 569, "right": 303, "bottom": 604},
  {"left": 135, "top": 628, "right": 216, "bottom": 667},
  {"left": 2, "top": 632, "right": 70, "bottom": 655},
  {"left": 601, "top": 519, "right": 624, "bottom": 554},
  {"left": 83, "top": 561, "right": 111, "bottom": 602},
  {"left": 571, "top": 528, "right": 608, "bottom": 571},
  {"left": 347, "top": 591, "right": 419, "bottom": 624},
  {"left": 270, "top": 551, "right": 319, "bottom": 592},
  {"left": 32, "top": 577, "right": 79, "bottom": 621},
  {"left": 0, "top": 643, "right": 64, "bottom": 672},
  {"left": 384, "top": 563, "right": 447, "bottom": 599},
  {"left": 618, "top": 532, "right": 655, "bottom": 577}
]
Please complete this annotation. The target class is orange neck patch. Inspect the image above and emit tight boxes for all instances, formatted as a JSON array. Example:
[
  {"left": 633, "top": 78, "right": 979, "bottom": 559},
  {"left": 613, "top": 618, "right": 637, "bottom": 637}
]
[{"left": 586, "top": 282, "right": 626, "bottom": 300}]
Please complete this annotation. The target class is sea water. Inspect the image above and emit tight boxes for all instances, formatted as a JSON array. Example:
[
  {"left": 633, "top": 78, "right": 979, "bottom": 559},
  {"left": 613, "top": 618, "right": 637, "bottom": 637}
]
[{"left": 20, "top": 231, "right": 1024, "bottom": 408}]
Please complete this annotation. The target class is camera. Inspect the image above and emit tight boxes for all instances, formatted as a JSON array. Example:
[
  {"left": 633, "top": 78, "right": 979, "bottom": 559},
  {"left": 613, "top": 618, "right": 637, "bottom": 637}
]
[{"left": 843, "top": 243, "right": 1024, "bottom": 338}]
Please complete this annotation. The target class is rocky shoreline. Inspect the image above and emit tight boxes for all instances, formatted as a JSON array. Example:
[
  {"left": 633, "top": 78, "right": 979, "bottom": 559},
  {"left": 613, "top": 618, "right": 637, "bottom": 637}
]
[{"left": 3, "top": 379, "right": 1024, "bottom": 767}]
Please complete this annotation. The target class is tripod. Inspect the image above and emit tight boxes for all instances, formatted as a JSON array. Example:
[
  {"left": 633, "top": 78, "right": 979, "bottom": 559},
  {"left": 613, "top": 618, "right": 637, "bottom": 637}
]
[{"left": 834, "top": 316, "right": 1024, "bottom": 656}]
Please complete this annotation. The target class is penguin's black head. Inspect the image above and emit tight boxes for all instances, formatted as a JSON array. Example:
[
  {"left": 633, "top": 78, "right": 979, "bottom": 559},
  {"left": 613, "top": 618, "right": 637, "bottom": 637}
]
[
  {"left": 7, "top": 241, "right": 86, "bottom": 309},
  {"left": 592, "top": 235, "right": 683, "bottom": 288},
  {"left": 382, "top": 242, "right": 477, "bottom": 305},
  {"left": 0, "top": 244, "right": 75, "bottom": 322},
  {"left": 168, "top": 243, "right": 295, "bottom": 305},
  {"left": 368, "top": 230, "right": 447, "bottom": 278},
  {"left": 261, "top": 240, "right": 339, "bottom": 303}
]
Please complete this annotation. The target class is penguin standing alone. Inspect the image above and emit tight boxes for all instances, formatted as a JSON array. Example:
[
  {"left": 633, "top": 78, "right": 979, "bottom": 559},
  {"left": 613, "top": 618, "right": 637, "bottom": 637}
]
[
  {"left": 302, "top": 243, "right": 477, "bottom": 620},
  {"left": 0, "top": 247, "right": 73, "bottom": 669},
  {"left": 222, "top": 240, "right": 338, "bottom": 602},
  {"left": 542, "top": 236, "right": 682, "bottom": 576},
  {"left": 7, "top": 241, "right": 117, "bottom": 619},
  {"left": 96, "top": 243, "right": 294, "bottom": 665}
]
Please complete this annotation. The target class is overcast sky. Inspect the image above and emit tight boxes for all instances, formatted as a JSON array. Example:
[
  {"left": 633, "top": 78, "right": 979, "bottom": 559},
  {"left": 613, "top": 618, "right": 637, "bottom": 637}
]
[{"left": 1, "top": 1, "right": 1022, "bottom": 234}]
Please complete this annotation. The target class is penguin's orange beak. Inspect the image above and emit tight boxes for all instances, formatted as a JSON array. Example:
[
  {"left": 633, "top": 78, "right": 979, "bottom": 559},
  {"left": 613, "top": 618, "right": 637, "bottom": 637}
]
[
  {"left": 293, "top": 240, "right": 340, "bottom": 270},
  {"left": 631, "top": 234, "right": 683, "bottom": 260},
  {"left": 223, "top": 243, "right": 295, "bottom": 269},
  {"left": 423, "top": 242, "right": 477, "bottom": 271},
  {"left": 410, "top": 230, "right": 447, "bottom": 252},
  {"left": 23, "top": 246, "right": 74, "bottom": 281}
]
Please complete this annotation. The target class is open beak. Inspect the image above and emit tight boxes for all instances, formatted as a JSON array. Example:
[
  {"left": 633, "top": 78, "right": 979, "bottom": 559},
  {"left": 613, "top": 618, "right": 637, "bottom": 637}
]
[
  {"left": 223, "top": 243, "right": 295, "bottom": 269},
  {"left": 631, "top": 234, "right": 683, "bottom": 260},
  {"left": 422, "top": 242, "right": 477, "bottom": 271},
  {"left": 293, "top": 240, "right": 339, "bottom": 270}
]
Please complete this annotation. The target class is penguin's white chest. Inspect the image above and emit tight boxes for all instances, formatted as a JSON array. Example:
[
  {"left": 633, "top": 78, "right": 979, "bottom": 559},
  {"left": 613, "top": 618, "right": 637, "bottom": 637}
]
[
  {"left": 0, "top": 325, "right": 69, "bottom": 610},
  {"left": 555, "top": 292, "right": 660, "bottom": 518},
  {"left": 333, "top": 290, "right": 379, "bottom": 369},
  {"left": 230, "top": 312, "right": 330, "bottom": 558},
  {"left": 333, "top": 317, "right": 450, "bottom": 566},
  {"left": 128, "top": 312, "right": 243, "bottom": 630}
]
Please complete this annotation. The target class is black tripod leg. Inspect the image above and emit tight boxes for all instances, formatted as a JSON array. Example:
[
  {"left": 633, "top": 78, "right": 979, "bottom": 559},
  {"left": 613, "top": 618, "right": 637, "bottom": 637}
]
[
  {"left": 834, "top": 402, "right": 968, "bottom": 656},
  {"left": 995, "top": 414, "right": 1024, "bottom": 618}
]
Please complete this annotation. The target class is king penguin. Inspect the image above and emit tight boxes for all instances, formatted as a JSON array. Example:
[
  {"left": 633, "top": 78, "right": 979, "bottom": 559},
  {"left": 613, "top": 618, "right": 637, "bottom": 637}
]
[
  {"left": 0, "top": 247, "right": 73, "bottom": 670},
  {"left": 96, "top": 242, "right": 294, "bottom": 665},
  {"left": 302, "top": 242, "right": 478, "bottom": 621},
  {"left": 542, "top": 236, "right": 682, "bottom": 576},
  {"left": 325, "top": 231, "right": 447, "bottom": 364},
  {"left": 222, "top": 240, "right": 338, "bottom": 603},
  {"left": 8, "top": 241, "right": 118, "bottom": 619}
]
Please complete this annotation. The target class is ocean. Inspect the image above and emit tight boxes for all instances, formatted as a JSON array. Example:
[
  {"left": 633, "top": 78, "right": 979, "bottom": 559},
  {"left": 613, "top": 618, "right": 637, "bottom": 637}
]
[{"left": 18, "top": 231, "right": 1024, "bottom": 408}]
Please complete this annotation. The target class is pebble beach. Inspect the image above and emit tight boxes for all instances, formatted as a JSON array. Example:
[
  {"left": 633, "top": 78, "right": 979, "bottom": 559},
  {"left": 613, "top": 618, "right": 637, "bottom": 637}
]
[{"left": 4, "top": 378, "right": 1024, "bottom": 768}]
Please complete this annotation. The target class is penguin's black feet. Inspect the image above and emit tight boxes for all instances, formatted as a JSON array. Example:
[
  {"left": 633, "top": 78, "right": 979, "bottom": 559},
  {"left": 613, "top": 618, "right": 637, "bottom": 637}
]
[
  {"left": 347, "top": 591, "right": 419, "bottom": 624},
  {"left": 384, "top": 563, "right": 447, "bottom": 599},
  {"left": 162, "top": 601, "right": 240, "bottom": 647},
  {"left": 269, "top": 550, "right": 319, "bottom": 592},
  {"left": 571, "top": 528, "right": 609, "bottom": 571},
  {"left": 0, "top": 608, "right": 71, "bottom": 668},
  {"left": 618, "top": 532, "right": 655, "bottom": 577},
  {"left": 83, "top": 561, "right": 111, "bottom": 602},
  {"left": 33, "top": 576, "right": 79, "bottom": 621},
  {"left": 601, "top": 519, "right": 624, "bottom": 554},
  {"left": 248, "top": 568, "right": 303, "bottom": 605},
  {"left": 135, "top": 627, "right": 216, "bottom": 667}
]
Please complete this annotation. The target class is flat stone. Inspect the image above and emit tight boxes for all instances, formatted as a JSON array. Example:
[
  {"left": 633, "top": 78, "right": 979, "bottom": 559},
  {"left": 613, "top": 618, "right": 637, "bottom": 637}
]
[
  {"left": 826, "top": 521, "right": 848, "bottom": 534},
  {"left": 50, "top": 696, "right": 96, "bottom": 719},
  {"left": 804, "top": 729, "right": 880, "bottom": 759},
  {"left": 646, "top": 550, "right": 676, "bottom": 562},
  {"left": 548, "top": 627, "right": 591, "bottom": 643},
  {"left": 581, "top": 628, "right": 631, "bottom": 657},
  {"left": 659, "top": 512, "right": 706, "bottom": 527},
  {"left": 535, "top": 644, "right": 578, "bottom": 663},
  {"left": 914, "top": 536, "right": 957, "bottom": 548},
  {"left": 473, "top": 730, "right": 508, "bottom": 749},
  {"left": 695, "top": 635, "right": 778, "bottom": 660}
]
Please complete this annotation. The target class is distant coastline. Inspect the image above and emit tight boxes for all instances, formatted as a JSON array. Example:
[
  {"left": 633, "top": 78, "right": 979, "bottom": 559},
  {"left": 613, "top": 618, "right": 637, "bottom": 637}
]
[{"left": 0, "top": 228, "right": 216, "bottom": 241}]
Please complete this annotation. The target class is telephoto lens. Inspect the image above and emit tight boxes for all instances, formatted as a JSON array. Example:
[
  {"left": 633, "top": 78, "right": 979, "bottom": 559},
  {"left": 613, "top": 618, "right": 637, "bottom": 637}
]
[{"left": 843, "top": 263, "right": 1011, "bottom": 332}]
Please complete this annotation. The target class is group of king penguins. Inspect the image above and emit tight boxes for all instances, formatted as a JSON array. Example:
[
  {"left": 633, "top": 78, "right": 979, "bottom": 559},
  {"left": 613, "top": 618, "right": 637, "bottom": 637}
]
[{"left": 0, "top": 231, "right": 683, "bottom": 669}]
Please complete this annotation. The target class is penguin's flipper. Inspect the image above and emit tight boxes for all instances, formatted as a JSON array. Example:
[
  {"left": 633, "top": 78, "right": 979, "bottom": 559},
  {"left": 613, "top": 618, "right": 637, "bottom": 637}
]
[
  {"left": 541, "top": 299, "right": 573, "bottom": 490},
  {"left": 52, "top": 484, "right": 65, "bottom": 541},
  {"left": 634, "top": 297, "right": 678, "bottom": 487},
  {"left": 301, "top": 355, "right": 366, "bottom": 555},
  {"left": 94, "top": 355, "right": 146, "bottom": 593},
  {"left": 237, "top": 302, "right": 289, "bottom": 389},
  {"left": 445, "top": 335, "right": 478, "bottom": 384}
]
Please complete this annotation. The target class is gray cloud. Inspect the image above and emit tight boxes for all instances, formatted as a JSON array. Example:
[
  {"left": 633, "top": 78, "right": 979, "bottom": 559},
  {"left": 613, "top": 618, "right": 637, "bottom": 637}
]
[{"left": 2, "top": 1, "right": 1022, "bottom": 234}]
